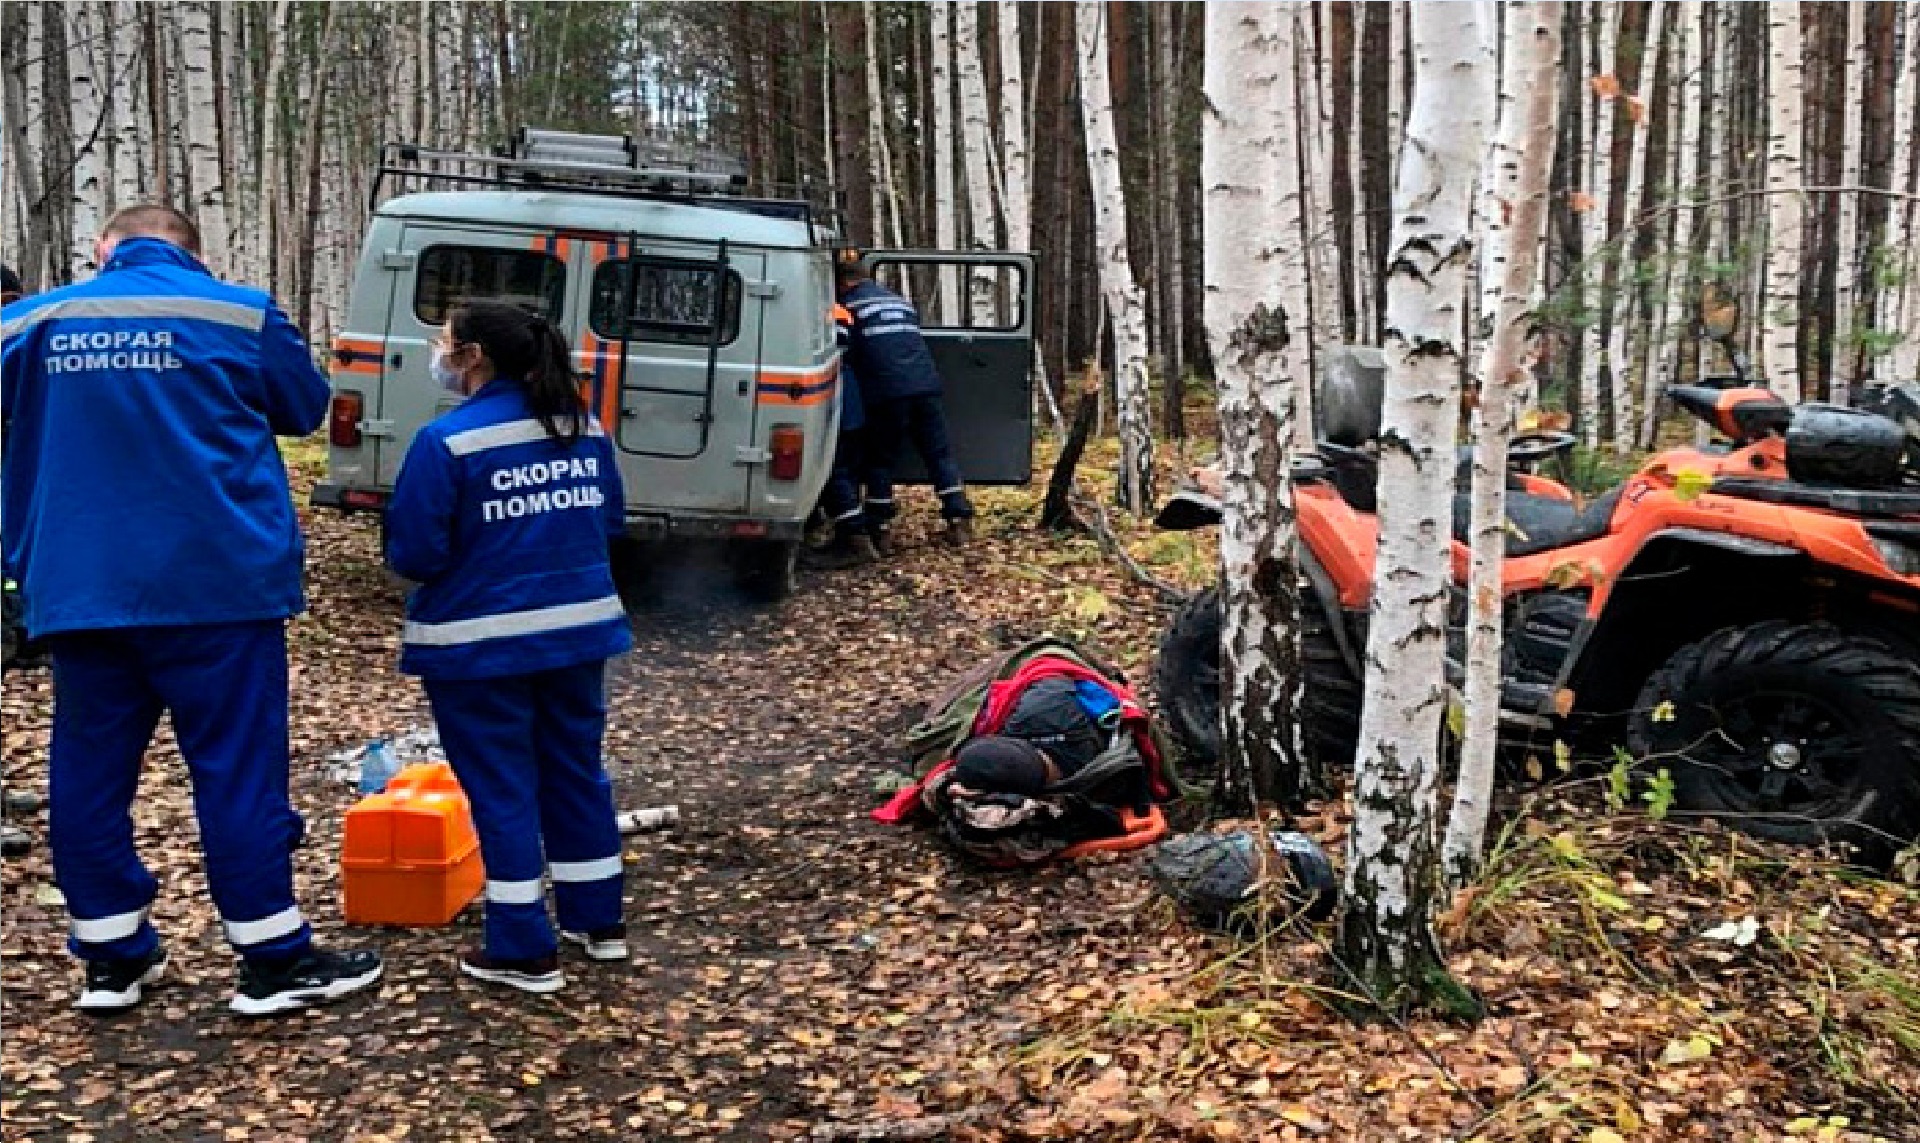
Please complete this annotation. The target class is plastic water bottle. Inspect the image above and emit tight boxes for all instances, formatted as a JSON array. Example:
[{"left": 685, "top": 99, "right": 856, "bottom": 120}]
[{"left": 358, "top": 739, "right": 399, "bottom": 795}]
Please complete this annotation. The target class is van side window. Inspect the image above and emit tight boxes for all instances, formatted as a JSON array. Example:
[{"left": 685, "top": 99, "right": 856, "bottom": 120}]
[
  {"left": 414, "top": 246, "right": 566, "bottom": 325},
  {"left": 590, "top": 257, "right": 741, "bottom": 346}
]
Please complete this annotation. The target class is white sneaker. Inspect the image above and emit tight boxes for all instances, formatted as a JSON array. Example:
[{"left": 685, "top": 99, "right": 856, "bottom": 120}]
[{"left": 559, "top": 926, "right": 630, "bottom": 961}]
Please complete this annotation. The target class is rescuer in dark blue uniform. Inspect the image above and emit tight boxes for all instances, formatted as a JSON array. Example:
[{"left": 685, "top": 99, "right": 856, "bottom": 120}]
[
  {"left": 835, "top": 258, "right": 975, "bottom": 547},
  {"left": 808, "top": 302, "right": 880, "bottom": 568},
  {"left": 1, "top": 205, "right": 383, "bottom": 1016},
  {"left": 385, "top": 300, "right": 632, "bottom": 995}
]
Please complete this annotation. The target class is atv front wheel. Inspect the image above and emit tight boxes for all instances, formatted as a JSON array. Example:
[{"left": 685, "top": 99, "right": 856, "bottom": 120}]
[
  {"left": 1629, "top": 622, "right": 1920, "bottom": 856},
  {"left": 1154, "top": 586, "right": 1222, "bottom": 768},
  {"left": 1151, "top": 584, "right": 1362, "bottom": 775}
]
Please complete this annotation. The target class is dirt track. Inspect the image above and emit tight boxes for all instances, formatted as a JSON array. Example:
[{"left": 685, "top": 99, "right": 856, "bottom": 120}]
[{"left": 0, "top": 482, "right": 1170, "bottom": 1142}]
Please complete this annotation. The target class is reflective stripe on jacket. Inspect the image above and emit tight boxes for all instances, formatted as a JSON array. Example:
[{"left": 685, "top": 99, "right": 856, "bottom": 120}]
[
  {"left": 840, "top": 280, "right": 943, "bottom": 401},
  {"left": 385, "top": 377, "right": 632, "bottom": 680},
  {"left": 0, "top": 238, "right": 329, "bottom": 635}
]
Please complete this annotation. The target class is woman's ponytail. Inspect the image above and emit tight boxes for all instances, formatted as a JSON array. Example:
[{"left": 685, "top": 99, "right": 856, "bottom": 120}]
[
  {"left": 447, "top": 300, "right": 585, "bottom": 442},
  {"left": 523, "top": 315, "right": 585, "bottom": 442}
]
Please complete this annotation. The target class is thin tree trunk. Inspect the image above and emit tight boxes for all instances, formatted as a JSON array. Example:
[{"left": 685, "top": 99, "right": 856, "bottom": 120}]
[
  {"left": 1076, "top": 0, "right": 1154, "bottom": 514},
  {"left": 1611, "top": 0, "right": 1666, "bottom": 452},
  {"left": 1833, "top": 0, "right": 1866, "bottom": 397},
  {"left": 1444, "top": 0, "right": 1563, "bottom": 889},
  {"left": 4, "top": 3, "right": 51, "bottom": 288},
  {"left": 864, "top": 2, "right": 905, "bottom": 248},
  {"left": 67, "top": 3, "right": 107, "bottom": 276},
  {"left": 1884, "top": 5, "right": 1920, "bottom": 379},
  {"left": 1763, "top": 0, "right": 1807, "bottom": 400},
  {"left": 1580, "top": 1, "right": 1619, "bottom": 447},
  {"left": 956, "top": 0, "right": 1000, "bottom": 323},
  {"left": 930, "top": 0, "right": 960, "bottom": 321},
  {"left": 997, "top": 0, "right": 1031, "bottom": 252},
  {"left": 179, "top": 1, "right": 228, "bottom": 276},
  {"left": 1203, "top": 1, "right": 1314, "bottom": 813},
  {"left": 1340, "top": 0, "right": 1493, "bottom": 1014}
]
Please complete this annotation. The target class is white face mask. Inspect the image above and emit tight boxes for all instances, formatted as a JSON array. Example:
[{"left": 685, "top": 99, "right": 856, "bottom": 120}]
[{"left": 430, "top": 347, "right": 465, "bottom": 394}]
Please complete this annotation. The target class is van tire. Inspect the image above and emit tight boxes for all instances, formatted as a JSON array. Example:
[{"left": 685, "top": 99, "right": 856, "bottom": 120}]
[{"left": 733, "top": 539, "right": 798, "bottom": 604}]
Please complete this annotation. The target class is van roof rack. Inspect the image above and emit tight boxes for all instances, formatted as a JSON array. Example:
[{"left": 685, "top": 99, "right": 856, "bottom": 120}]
[{"left": 371, "top": 127, "right": 839, "bottom": 238}]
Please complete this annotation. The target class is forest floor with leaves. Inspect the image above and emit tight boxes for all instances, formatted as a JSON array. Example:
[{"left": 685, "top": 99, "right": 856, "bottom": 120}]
[{"left": 3, "top": 436, "right": 1919, "bottom": 1143}]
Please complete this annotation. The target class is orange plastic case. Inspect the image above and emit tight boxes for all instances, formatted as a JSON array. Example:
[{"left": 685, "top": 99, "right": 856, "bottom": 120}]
[{"left": 341, "top": 762, "right": 485, "bottom": 926}]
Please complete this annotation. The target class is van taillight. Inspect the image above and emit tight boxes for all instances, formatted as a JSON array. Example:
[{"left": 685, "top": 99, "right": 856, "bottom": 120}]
[
  {"left": 769, "top": 425, "right": 804, "bottom": 481},
  {"left": 330, "top": 392, "right": 363, "bottom": 447}
]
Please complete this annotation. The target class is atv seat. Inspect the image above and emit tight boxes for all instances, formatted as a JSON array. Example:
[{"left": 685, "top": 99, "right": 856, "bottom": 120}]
[{"left": 1453, "top": 486, "right": 1623, "bottom": 556}]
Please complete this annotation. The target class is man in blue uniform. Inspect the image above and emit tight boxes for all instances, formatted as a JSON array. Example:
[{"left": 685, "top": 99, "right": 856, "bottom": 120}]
[
  {"left": 1, "top": 204, "right": 383, "bottom": 1016},
  {"left": 835, "top": 257, "right": 975, "bottom": 548},
  {"left": 808, "top": 302, "right": 880, "bottom": 568}
]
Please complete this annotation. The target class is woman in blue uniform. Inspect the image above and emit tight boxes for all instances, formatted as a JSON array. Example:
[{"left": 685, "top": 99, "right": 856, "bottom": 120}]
[{"left": 385, "top": 300, "right": 632, "bottom": 994}]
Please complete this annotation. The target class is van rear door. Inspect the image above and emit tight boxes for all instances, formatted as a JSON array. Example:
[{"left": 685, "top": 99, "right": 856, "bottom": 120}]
[
  {"left": 379, "top": 226, "right": 571, "bottom": 487},
  {"left": 571, "top": 238, "right": 763, "bottom": 514},
  {"left": 858, "top": 251, "right": 1036, "bottom": 485}
]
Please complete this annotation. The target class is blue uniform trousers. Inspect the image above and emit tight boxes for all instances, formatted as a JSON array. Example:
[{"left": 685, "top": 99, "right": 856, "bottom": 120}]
[
  {"left": 821, "top": 428, "right": 869, "bottom": 539},
  {"left": 423, "top": 660, "right": 625, "bottom": 961},
  {"left": 862, "top": 395, "right": 974, "bottom": 524},
  {"left": 49, "top": 622, "right": 312, "bottom": 963}
]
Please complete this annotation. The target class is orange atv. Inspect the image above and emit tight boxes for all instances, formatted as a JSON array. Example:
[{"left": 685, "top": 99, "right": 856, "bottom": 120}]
[{"left": 1155, "top": 347, "right": 1920, "bottom": 855}]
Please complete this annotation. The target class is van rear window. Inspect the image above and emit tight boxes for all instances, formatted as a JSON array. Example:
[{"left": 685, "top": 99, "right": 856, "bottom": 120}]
[
  {"left": 414, "top": 247, "right": 566, "bottom": 326},
  {"left": 590, "top": 258, "right": 741, "bottom": 346}
]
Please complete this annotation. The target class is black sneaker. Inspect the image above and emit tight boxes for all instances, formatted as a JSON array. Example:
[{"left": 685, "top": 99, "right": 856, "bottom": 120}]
[
  {"left": 76, "top": 947, "right": 168, "bottom": 1014},
  {"left": 459, "top": 948, "right": 564, "bottom": 994},
  {"left": 801, "top": 534, "right": 879, "bottom": 570},
  {"left": 559, "top": 924, "right": 630, "bottom": 962},
  {"left": 230, "top": 946, "right": 383, "bottom": 1017}
]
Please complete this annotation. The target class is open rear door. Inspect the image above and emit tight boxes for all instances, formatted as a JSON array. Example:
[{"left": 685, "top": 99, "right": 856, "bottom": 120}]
[{"left": 859, "top": 251, "right": 1035, "bottom": 485}]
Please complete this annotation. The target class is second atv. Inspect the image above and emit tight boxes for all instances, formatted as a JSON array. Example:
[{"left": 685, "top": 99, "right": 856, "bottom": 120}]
[{"left": 1156, "top": 346, "right": 1920, "bottom": 855}]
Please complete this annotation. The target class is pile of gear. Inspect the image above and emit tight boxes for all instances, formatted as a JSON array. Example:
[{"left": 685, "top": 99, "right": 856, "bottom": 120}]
[{"left": 873, "top": 637, "right": 1179, "bottom": 867}]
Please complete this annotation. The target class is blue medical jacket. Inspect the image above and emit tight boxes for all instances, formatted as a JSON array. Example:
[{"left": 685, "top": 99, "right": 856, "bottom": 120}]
[
  {"left": 1, "top": 238, "right": 328, "bottom": 636},
  {"left": 385, "top": 377, "right": 632, "bottom": 681},
  {"left": 840, "top": 280, "right": 943, "bottom": 401}
]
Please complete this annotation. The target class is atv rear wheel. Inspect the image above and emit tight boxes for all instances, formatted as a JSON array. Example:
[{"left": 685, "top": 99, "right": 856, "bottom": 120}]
[
  {"left": 1629, "top": 621, "right": 1920, "bottom": 857},
  {"left": 1151, "top": 584, "right": 1362, "bottom": 776}
]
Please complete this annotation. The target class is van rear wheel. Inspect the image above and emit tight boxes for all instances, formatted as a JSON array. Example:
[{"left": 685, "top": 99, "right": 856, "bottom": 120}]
[{"left": 732, "top": 539, "right": 798, "bottom": 604}]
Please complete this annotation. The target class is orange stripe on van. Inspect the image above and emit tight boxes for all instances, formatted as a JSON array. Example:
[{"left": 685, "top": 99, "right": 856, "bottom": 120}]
[
  {"left": 755, "top": 364, "right": 839, "bottom": 407},
  {"left": 330, "top": 337, "right": 384, "bottom": 376}
]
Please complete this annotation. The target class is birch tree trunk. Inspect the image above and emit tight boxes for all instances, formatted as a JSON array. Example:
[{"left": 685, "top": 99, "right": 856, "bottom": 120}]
[
  {"left": 1443, "top": 0, "right": 1563, "bottom": 889},
  {"left": 955, "top": 1, "right": 1000, "bottom": 323},
  {"left": 929, "top": 0, "right": 960, "bottom": 323},
  {"left": 107, "top": 1, "right": 143, "bottom": 211},
  {"left": 1659, "top": 0, "right": 1704, "bottom": 404},
  {"left": 179, "top": 1, "right": 229, "bottom": 277},
  {"left": 1580, "top": 2, "right": 1619, "bottom": 447},
  {"left": 67, "top": 3, "right": 107, "bottom": 276},
  {"left": 4, "top": 4, "right": 50, "bottom": 288},
  {"left": 256, "top": 0, "right": 293, "bottom": 293},
  {"left": 1077, "top": 0, "right": 1154, "bottom": 514},
  {"left": 1886, "top": 4, "right": 1920, "bottom": 379},
  {"left": 1833, "top": 0, "right": 1866, "bottom": 394},
  {"left": 1340, "top": 0, "right": 1493, "bottom": 1014},
  {"left": 1763, "top": 0, "right": 1807, "bottom": 401},
  {"left": 1610, "top": 0, "right": 1664, "bottom": 452},
  {"left": 864, "top": 2, "right": 905, "bottom": 249},
  {"left": 1202, "top": 1, "right": 1314, "bottom": 812},
  {"left": 996, "top": 0, "right": 1030, "bottom": 251}
]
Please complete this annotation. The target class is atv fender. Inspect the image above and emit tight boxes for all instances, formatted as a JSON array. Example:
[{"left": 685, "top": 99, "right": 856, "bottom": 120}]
[
  {"left": 1554, "top": 527, "right": 1807, "bottom": 721},
  {"left": 1299, "top": 546, "right": 1362, "bottom": 680}
]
